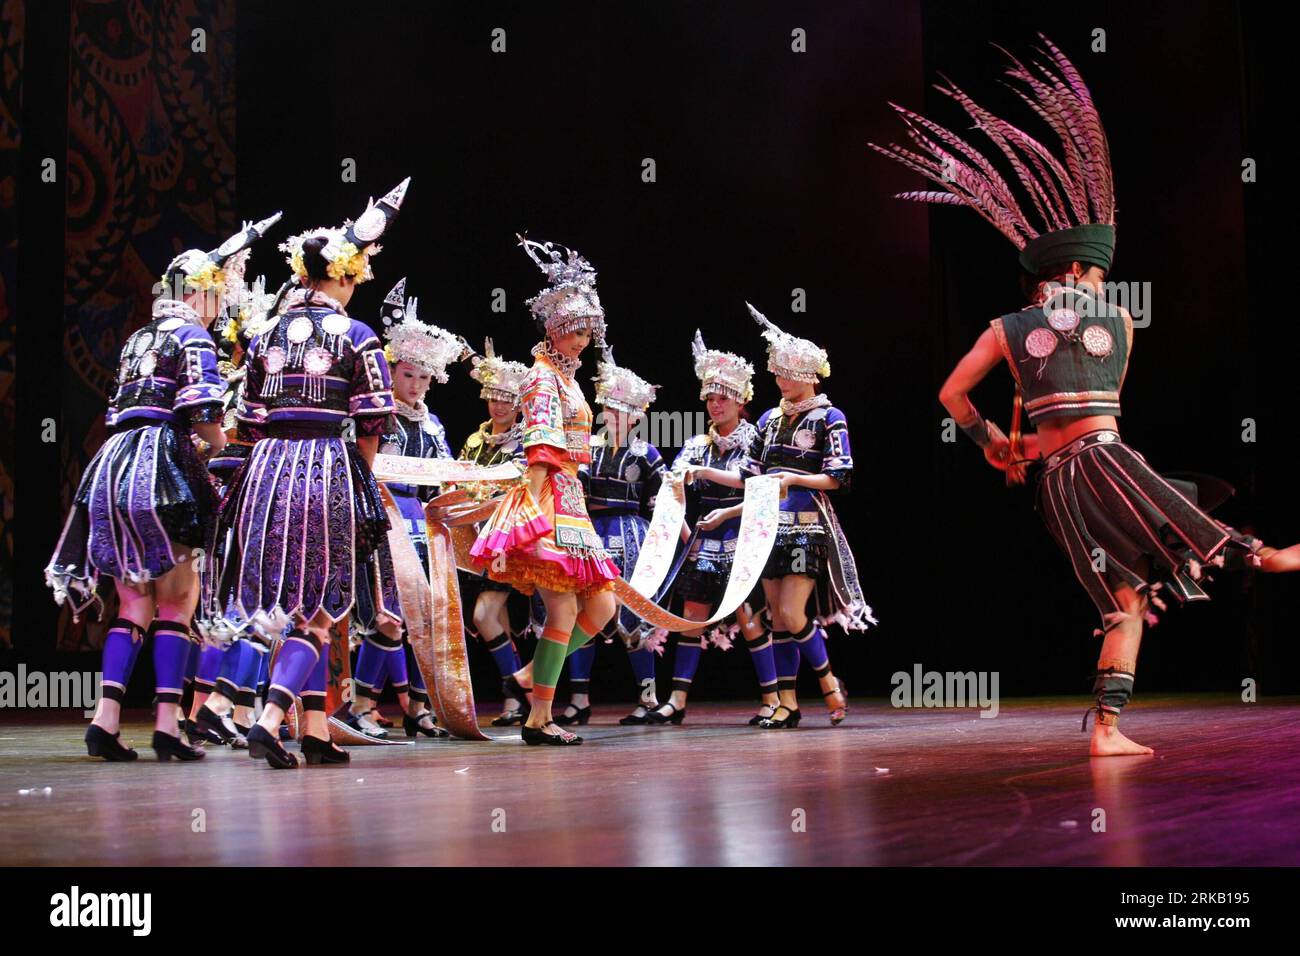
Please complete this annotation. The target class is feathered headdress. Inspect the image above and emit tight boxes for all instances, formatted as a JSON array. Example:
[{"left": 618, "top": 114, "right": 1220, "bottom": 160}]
[
  {"left": 593, "top": 345, "right": 658, "bottom": 418},
  {"left": 517, "top": 234, "right": 607, "bottom": 345},
  {"left": 379, "top": 278, "right": 468, "bottom": 383},
  {"left": 746, "top": 303, "right": 830, "bottom": 383},
  {"left": 869, "top": 34, "right": 1116, "bottom": 274},
  {"left": 161, "top": 212, "right": 282, "bottom": 297},
  {"left": 691, "top": 329, "right": 754, "bottom": 403},
  {"left": 468, "top": 337, "right": 530, "bottom": 405},
  {"left": 280, "top": 177, "right": 410, "bottom": 284}
]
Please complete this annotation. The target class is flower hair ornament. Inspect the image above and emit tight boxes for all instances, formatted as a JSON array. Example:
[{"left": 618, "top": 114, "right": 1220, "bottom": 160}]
[
  {"left": 161, "top": 211, "right": 282, "bottom": 298},
  {"left": 692, "top": 329, "right": 755, "bottom": 403},
  {"left": 745, "top": 302, "right": 830, "bottom": 383},
  {"left": 517, "top": 233, "right": 607, "bottom": 346},
  {"left": 379, "top": 277, "right": 470, "bottom": 384},
  {"left": 467, "top": 337, "right": 530, "bottom": 405},
  {"left": 280, "top": 177, "right": 411, "bottom": 285}
]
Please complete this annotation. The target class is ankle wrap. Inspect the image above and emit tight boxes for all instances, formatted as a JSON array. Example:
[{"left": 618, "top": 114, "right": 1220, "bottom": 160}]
[{"left": 1083, "top": 659, "right": 1135, "bottom": 730}]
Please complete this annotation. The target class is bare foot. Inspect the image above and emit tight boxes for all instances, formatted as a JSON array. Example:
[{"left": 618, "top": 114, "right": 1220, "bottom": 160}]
[
  {"left": 1090, "top": 726, "right": 1155, "bottom": 756},
  {"left": 1260, "top": 544, "right": 1300, "bottom": 573}
]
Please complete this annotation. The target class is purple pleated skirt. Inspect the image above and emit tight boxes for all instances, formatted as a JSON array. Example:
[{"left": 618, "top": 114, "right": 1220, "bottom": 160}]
[
  {"left": 46, "top": 421, "right": 217, "bottom": 617},
  {"left": 208, "top": 435, "right": 401, "bottom": 636}
]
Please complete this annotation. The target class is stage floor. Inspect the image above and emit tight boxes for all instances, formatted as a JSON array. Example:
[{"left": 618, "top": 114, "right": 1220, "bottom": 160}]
[{"left": 1, "top": 694, "right": 1297, "bottom": 866}]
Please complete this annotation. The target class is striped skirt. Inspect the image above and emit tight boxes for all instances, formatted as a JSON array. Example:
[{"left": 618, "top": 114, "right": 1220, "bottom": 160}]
[
  {"left": 592, "top": 510, "right": 648, "bottom": 635},
  {"left": 46, "top": 421, "right": 217, "bottom": 617},
  {"left": 207, "top": 435, "right": 401, "bottom": 637},
  {"left": 1035, "top": 430, "right": 1255, "bottom": 632}
]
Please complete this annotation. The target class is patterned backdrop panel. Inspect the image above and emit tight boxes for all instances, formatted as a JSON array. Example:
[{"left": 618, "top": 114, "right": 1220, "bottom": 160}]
[
  {"left": 58, "top": 0, "right": 235, "bottom": 649},
  {"left": 0, "top": 0, "right": 21, "bottom": 648}
]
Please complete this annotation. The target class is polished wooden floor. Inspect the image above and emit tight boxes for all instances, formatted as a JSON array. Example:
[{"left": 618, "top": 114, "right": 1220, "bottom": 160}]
[{"left": 1, "top": 694, "right": 1297, "bottom": 866}]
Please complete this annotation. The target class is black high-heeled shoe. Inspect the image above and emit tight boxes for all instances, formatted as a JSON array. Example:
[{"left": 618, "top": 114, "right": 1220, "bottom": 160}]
[
  {"left": 619, "top": 705, "right": 654, "bottom": 726},
  {"left": 757, "top": 705, "right": 802, "bottom": 729},
  {"left": 151, "top": 730, "right": 206, "bottom": 761},
  {"left": 195, "top": 705, "right": 243, "bottom": 746},
  {"left": 521, "top": 722, "right": 582, "bottom": 746},
  {"left": 300, "top": 734, "right": 350, "bottom": 765},
  {"left": 490, "top": 708, "right": 526, "bottom": 727},
  {"left": 554, "top": 704, "right": 591, "bottom": 726},
  {"left": 247, "top": 724, "right": 299, "bottom": 769},
  {"left": 404, "top": 711, "right": 449, "bottom": 738},
  {"left": 337, "top": 709, "right": 389, "bottom": 739},
  {"left": 184, "top": 716, "right": 224, "bottom": 747},
  {"left": 85, "top": 724, "right": 138, "bottom": 762},
  {"left": 646, "top": 702, "right": 686, "bottom": 725},
  {"left": 748, "top": 703, "right": 778, "bottom": 726},
  {"left": 501, "top": 675, "right": 533, "bottom": 712}
]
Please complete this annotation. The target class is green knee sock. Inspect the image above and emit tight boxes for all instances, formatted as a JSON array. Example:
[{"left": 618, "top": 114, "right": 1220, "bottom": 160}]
[
  {"left": 532, "top": 634, "right": 569, "bottom": 691},
  {"left": 565, "top": 620, "right": 597, "bottom": 657},
  {"left": 534, "top": 618, "right": 603, "bottom": 692}
]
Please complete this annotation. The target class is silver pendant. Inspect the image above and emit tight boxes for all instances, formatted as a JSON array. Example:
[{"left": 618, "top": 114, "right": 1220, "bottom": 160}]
[
  {"left": 1081, "top": 325, "right": 1114, "bottom": 358},
  {"left": 322, "top": 313, "right": 350, "bottom": 337},
  {"left": 1047, "top": 308, "right": 1080, "bottom": 333},
  {"left": 263, "top": 346, "right": 287, "bottom": 374},
  {"left": 303, "top": 347, "right": 334, "bottom": 376},
  {"left": 1025, "top": 328, "right": 1058, "bottom": 358},
  {"left": 286, "top": 315, "right": 314, "bottom": 344}
]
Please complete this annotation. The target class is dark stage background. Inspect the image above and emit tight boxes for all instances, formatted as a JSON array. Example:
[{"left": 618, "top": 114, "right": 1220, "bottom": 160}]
[{"left": 8, "top": 1, "right": 1295, "bottom": 706}]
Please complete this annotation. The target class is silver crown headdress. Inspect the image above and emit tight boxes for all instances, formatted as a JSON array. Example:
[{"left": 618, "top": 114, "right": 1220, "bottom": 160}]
[
  {"left": 517, "top": 234, "right": 607, "bottom": 345},
  {"left": 593, "top": 345, "right": 658, "bottom": 418},
  {"left": 379, "top": 277, "right": 468, "bottom": 383},
  {"left": 746, "top": 303, "right": 830, "bottom": 383},
  {"left": 692, "top": 329, "right": 755, "bottom": 403},
  {"left": 215, "top": 272, "right": 278, "bottom": 347},
  {"left": 869, "top": 34, "right": 1116, "bottom": 274},
  {"left": 280, "top": 177, "right": 411, "bottom": 285},
  {"left": 161, "top": 211, "right": 282, "bottom": 296},
  {"left": 468, "top": 337, "right": 530, "bottom": 405}
]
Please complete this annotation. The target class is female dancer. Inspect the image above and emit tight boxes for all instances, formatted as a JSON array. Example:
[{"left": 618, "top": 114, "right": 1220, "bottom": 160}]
[
  {"left": 555, "top": 347, "right": 665, "bottom": 726},
  {"left": 648, "top": 331, "right": 772, "bottom": 726},
  {"left": 187, "top": 272, "right": 280, "bottom": 749},
  {"left": 208, "top": 179, "right": 411, "bottom": 768},
  {"left": 685, "top": 305, "right": 870, "bottom": 728},
  {"left": 470, "top": 236, "right": 620, "bottom": 745},
  {"left": 46, "top": 213, "right": 280, "bottom": 761},
  {"left": 342, "top": 278, "right": 462, "bottom": 740},
  {"left": 870, "top": 35, "right": 1300, "bottom": 754},
  {"left": 458, "top": 339, "right": 531, "bottom": 726}
]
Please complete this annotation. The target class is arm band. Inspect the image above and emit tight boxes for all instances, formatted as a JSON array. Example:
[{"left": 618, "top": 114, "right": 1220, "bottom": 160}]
[{"left": 959, "top": 410, "right": 992, "bottom": 447}]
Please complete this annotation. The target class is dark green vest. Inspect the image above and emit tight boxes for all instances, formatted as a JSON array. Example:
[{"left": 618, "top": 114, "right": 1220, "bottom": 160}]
[{"left": 992, "top": 291, "right": 1130, "bottom": 426}]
